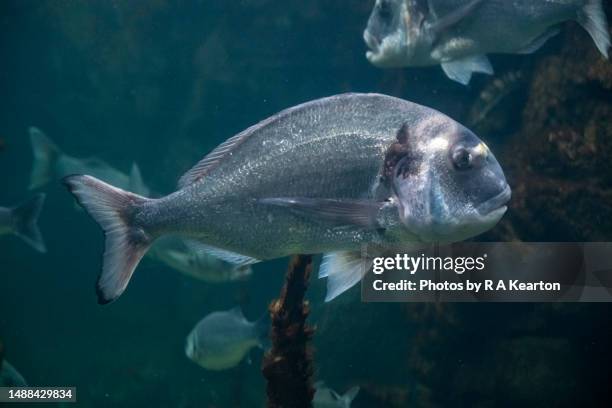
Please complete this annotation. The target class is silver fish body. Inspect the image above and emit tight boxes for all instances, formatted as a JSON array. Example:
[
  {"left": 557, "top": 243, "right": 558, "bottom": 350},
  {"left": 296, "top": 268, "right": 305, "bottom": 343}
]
[
  {"left": 364, "top": 0, "right": 610, "bottom": 84},
  {"left": 137, "top": 94, "right": 504, "bottom": 256},
  {"left": 185, "top": 307, "right": 267, "bottom": 371},
  {"left": 143, "top": 95, "right": 420, "bottom": 257},
  {"left": 64, "top": 93, "right": 510, "bottom": 303}
]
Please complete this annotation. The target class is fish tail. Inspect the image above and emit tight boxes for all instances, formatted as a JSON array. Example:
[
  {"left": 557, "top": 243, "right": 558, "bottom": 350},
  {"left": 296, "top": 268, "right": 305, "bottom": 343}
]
[
  {"left": 578, "top": 0, "right": 610, "bottom": 58},
  {"left": 29, "top": 127, "right": 61, "bottom": 190},
  {"left": 63, "top": 175, "right": 153, "bottom": 304},
  {"left": 341, "top": 386, "right": 360, "bottom": 407},
  {"left": 11, "top": 193, "right": 46, "bottom": 253}
]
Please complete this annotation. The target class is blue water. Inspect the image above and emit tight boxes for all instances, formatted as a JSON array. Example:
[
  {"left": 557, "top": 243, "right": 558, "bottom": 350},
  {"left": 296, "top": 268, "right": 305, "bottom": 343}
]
[{"left": 1, "top": 1, "right": 611, "bottom": 407}]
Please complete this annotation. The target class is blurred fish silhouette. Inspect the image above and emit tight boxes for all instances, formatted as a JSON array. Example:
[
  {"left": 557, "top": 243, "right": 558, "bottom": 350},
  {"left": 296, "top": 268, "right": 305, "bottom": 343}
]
[
  {"left": 149, "top": 237, "right": 253, "bottom": 283},
  {"left": 364, "top": 0, "right": 610, "bottom": 84},
  {"left": 29, "top": 127, "right": 149, "bottom": 196},
  {"left": 314, "top": 382, "right": 360, "bottom": 408},
  {"left": 0, "top": 194, "right": 46, "bottom": 253},
  {"left": 185, "top": 307, "right": 270, "bottom": 370},
  {"left": 0, "top": 360, "right": 28, "bottom": 387}
]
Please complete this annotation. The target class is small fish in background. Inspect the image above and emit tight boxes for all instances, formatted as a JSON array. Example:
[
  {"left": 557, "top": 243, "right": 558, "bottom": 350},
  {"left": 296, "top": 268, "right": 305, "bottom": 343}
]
[
  {"left": 0, "top": 137, "right": 6, "bottom": 152},
  {"left": 29, "top": 128, "right": 246, "bottom": 280},
  {"left": 314, "top": 382, "right": 360, "bottom": 408},
  {"left": 148, "top": 237, "right": 253, "bottom": 283},
  {"left": 0, "top": 360, "right": 28, "bottom": 387},
  {"left": 63, "top": 93, "right": 510, "bottom": 304},
  {"left": 185, "top": 307, "right": 270, "bottom": 370},
  {"left": 0, "top": 194, "right": 46, "bottom": 253},
  {"left": 28, "top": 127, "right": 150, "bottom": 196},
  {"left": 363, "top": 0, "right": 610, "bottom": 84},
  {"left": 467, "top": 70, "right": 526, "bottom": 131}
]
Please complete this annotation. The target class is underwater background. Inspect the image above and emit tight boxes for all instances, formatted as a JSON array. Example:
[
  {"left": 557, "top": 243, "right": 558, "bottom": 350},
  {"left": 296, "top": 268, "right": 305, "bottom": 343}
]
[{"left": 1, "top": 1, "right": 612, "bottom": 407}]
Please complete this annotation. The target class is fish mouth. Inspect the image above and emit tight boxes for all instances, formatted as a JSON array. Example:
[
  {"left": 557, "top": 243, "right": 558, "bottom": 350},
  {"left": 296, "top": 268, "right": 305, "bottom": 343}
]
[
  {"left": 364, "top": 30, "right": 381, "bottom": 58},
  {"left": 477, "top": 184, "right": 511, "bottom": 216}
]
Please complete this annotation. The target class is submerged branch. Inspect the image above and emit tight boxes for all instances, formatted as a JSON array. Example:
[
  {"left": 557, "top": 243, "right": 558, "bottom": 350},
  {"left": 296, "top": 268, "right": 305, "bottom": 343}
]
[{"left": 262, "top": 254, "right": 315, "bottom": 408}]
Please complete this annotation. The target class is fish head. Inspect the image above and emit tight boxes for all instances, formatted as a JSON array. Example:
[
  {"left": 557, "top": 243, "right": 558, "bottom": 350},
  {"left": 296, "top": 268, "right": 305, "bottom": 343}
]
[
  {"left": 364, "top": 0, "right": 434, "bottom": 67},
  {"left": 391, "top": 118, "right": 510, "bottom": 242}
]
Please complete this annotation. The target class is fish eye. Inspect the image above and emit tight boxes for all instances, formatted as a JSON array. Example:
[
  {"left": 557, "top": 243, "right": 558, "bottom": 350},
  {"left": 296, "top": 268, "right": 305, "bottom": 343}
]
[
  {"left": 451, "top": 146, "right": 473, "bottom": 171},
  {"left": 377, "top": 0, "right": 393, "bottom": 19}
]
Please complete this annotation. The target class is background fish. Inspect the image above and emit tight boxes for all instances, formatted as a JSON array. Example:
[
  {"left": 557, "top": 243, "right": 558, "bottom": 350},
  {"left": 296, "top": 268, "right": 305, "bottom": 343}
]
[
  {"left": 313, "top": 382, "right": 360, "bottom": 408},
  {"left": 0, "top": 194, "right": 46, "bottom": 253},
  {"left": 64, "top": 93, "right": 510, "bottom": 304},
  {"left": 0, "top": 360, "right": 27, "bottom": 387},
  {"left": 29, "top": 127, "right": 150, "bottom": 196},
  {"left": 185, "top": 307, "right": 269, "bottom": 371},
  {"left": 364, "top": 0, "right": 610, "bottom": 84},
  {"left": 28, "top": 128, "right": 245, "bottom": 283},
  {"left": 148, "top": 237, "right": 253, "bottom": 283}
]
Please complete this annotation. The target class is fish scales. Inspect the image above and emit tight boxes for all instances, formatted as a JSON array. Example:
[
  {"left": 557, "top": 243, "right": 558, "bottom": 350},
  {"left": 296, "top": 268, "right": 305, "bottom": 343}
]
[{"left": 137, "top": 94, "right": 431, "bottom": 258}]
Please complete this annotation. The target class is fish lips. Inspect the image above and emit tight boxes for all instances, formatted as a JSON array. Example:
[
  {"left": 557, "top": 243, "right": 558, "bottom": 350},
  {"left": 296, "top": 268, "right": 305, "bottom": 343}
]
[
  {"left": 476, "top": 184, "right": 511, "bottom": 216},
  {"left": 364, "top": 30, "right": 381, "bottom": 60}
]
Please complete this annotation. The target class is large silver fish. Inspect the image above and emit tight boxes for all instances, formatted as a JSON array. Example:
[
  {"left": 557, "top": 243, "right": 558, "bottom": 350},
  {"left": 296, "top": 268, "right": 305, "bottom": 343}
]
[
  {"left": 0, "top": 194, "right": 46, "bottom": 253},
  {"left": 185, "top": 307, "right": 269, "bottom": 371},
  {"left": 29, "top": 127, "right": 150, "bottom": 196},
  {"left": 64, "top": 93, "right": 510, "bottom": 304},
  {"left": 363, "top": 0, "right": 610, "bottom": 84}
]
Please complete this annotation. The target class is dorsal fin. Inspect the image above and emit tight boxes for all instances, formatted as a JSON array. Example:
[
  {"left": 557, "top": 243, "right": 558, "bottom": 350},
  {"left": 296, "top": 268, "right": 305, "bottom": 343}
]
[
  {"left": 177, "top": 132, "right": 249, "bottom": 189},
  {"left": 176, "top": 100, "right": 308, "bottom": 189},
  {"left": 176, "top": 93, "right": 379, "bottom": 189}
]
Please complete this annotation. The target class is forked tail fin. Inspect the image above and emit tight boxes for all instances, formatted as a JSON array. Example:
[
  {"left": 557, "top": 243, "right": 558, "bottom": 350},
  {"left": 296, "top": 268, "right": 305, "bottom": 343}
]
[
  {"left": 11, "top": 193, "right": 46, "bottom": 253},
  {"left": 340, "top": 386, "right": 360, "bottom": 407},
  {"left": 29, "top": 127, "right": 61, "bottom": 189},
  {"left": 578, "top": 0, "right": 610, "bottom": 58},
  {"left": 63, "top": 175, "right": 153, "bottom": 304}
]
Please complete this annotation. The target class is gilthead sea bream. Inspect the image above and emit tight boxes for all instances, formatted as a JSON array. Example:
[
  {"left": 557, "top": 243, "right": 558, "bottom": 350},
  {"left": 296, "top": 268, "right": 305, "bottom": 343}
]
[{"left": 64, "top": 93, "right": 510, "bottom": 303}]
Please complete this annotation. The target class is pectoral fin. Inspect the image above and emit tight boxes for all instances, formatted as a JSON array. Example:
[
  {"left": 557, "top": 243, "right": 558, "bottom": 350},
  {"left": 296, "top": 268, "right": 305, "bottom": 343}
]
[
  {"left": 259, "top": 197, "right": 383, "bottom": 229},
  {"left": 441, "top": 54, "right": 493, "bottom": 85},
  {"left": 430, "top": 0, "right": 485, "bottom": 36},
  {"left": 516, "top": 28, "right": 560, "bottom": 54},
  {"left": 319, "top": 251, "right": 372, "bottom": 301}
]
